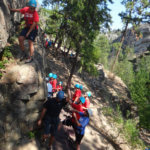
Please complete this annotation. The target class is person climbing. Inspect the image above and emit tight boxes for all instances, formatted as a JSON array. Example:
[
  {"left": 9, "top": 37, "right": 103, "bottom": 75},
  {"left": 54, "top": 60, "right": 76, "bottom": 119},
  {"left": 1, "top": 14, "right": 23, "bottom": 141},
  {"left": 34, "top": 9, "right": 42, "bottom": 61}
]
[
  {"left": 72, "top": 84, "right": 82, "bottom": 103},
  {"left": 72, "top": 108, "right": 92, "bottom": 150},
  {"left": 45, "top": 77, "right": 53, "bottom": 99},
  {"left": 48, "top": 73, "right": 53, "bottom": 85},
  {"left": 37, "top": 91, "right": 67, "bottom": 150},
  {"left": 62, "top": 96, "right": 85, "bottom": 127},
  {"left": 82, "top": 91, "right": 91, "bottom": 109},
  {"left": 8, "top": 0, "right": 39, "bottom": 63},
  {"left": 45, "top": 39, "right": 49, "bottom": 48},
  {"left": 48, "top": 40, "right": 52, "bottom": 48},
  {"left": 56, "top": 81, "right": 63, "bottom": 92},
  {"left": 51, "top": 74, "right": 57, "bottom": 94}
]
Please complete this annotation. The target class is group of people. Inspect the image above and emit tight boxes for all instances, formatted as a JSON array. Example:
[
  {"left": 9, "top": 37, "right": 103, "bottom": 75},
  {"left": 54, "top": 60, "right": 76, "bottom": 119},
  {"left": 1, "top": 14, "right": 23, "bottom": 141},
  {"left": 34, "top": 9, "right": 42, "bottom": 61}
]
[
  {"left": 8, "top": 1, "right": 92, "bottom": 150},
  {"left": 38, "top": 72, "right": 92, "bottom": 150}
]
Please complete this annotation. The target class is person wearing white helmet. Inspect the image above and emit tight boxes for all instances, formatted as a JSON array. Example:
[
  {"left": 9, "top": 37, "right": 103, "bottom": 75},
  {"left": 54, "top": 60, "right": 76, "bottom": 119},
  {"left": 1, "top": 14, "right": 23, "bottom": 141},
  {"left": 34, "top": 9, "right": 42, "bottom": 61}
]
[
  {"left": 45, "top": 77, "right": 52, "bottom": 98},
  {"left": 8, "top": 0, "right": 39, "bottom": 63}
]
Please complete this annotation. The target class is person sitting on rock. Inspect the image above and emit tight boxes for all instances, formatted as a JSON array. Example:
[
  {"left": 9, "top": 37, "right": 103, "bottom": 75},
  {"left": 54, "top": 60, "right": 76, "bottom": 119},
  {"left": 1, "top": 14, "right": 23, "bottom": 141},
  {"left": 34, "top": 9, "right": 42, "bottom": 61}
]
[
  {"left": 72, "top": 84, "right": 82, "bottom": 103},
  {"left": 82, "top": 91, "right": 91, "bottom": 109},
  {"left": 8, "top": 0, "right": 39, "bottom": 63},
  {"left": 45, "top": 77, "right": 53, "bottom": 99},
  {"left": 56, "top": 81, "right": 63, "bottom": 92},
  {"left": 37, "top": 91, "right": 67, "bottom": 150}
]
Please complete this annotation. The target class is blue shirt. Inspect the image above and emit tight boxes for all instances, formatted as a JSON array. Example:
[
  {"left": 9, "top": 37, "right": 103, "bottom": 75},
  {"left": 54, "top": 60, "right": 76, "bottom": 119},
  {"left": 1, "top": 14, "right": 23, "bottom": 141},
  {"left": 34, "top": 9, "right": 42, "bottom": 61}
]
[
  {"left": 47, "top": 83, "right": 52, "bottom": 97},
  {"left": 76, "top": 112, "right": 89, "bottom": 135}
]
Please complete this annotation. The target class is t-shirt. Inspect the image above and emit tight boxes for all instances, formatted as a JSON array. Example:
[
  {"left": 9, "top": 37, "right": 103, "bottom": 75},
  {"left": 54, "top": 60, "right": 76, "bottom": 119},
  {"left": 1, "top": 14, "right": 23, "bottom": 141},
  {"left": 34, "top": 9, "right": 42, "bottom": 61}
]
[
  {"left": 56, "top": 85, "right": 63, "bottom": 91},
  {"left": 82, "top": 97, "right": 90, "bottom": 108},
  {"left": 44, "top": 98, "right": 67, "bottom": 118},
  {"left": 47, "top": 83, "right": 52, "bottom": 98},
  {"left": 72, "top": 89, "right": 81, "bottom": 101},
  {"left": 52, "top": 79, "right": 57, "bottom": 92},
  {"left": 20, "top": 7, "right": 39, "bottom": 28},
  {"left": 71, "top": 103, "right": 84, "bottom": 121},
  {"left": 76, "top": 112, "right": 89, "bottom": 135}
]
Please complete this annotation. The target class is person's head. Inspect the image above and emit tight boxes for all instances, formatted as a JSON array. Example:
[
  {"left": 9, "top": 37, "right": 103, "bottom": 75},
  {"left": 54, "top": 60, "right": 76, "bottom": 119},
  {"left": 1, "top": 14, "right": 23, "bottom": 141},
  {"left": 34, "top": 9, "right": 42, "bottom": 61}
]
[
  {"left": 85, "top": 109, "right": 93, "bottom": 117},
  {"left": 79, "top": 96, "right": 85, "bottom": 104},
  {"left": 56, "top": 91, "right": 64, "bottom": 101},
  {"left": 28, "top": 0, "right": 37, "bottom": 12},
  {"left": 45, "top": 77, "right": 49, "bottom": 82},
  {"left": 75, "top": 84, "right": 80, "bottom": 89},
  {"left": 53, "top": 74, "right": 57, "bottom": 79},
  {"left": 79, "top": 85, "right": 83, "bottom": 90},
  {"left": 59, "top": 81, "right": 63, "bottom": 85},
  {"left": 49, "top": 73, "right": 53, "bottom": 79},
  {"left": 85, "top": 91, "right": 92, "bottom": 98}
]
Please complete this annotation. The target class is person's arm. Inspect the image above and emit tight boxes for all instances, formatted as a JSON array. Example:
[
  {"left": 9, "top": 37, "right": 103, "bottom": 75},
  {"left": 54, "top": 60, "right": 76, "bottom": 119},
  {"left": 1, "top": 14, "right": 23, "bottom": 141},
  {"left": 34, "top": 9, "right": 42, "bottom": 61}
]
[
  {"left": 73, "top": 96, "right": 79, "bottom": 103},
  {"left": 73, "top": 113, "right": 81, "bottom": 127},
  {"left": 66, "top": 97, "right": 72, "bottom": 105},
  {"left": 8, "top": 4, "right": 20, "bottom": 12},
  {"left": 37, "top": 108, "right": 47, "bottom": 126},
  {"left": 26, "top": 22, "right": 37, "bottom": 37}
]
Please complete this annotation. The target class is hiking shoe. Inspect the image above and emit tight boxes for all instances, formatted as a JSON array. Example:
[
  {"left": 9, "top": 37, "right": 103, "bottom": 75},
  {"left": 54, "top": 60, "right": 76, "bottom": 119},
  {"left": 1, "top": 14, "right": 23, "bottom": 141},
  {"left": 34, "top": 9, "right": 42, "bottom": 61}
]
[
  {"left": 20, "top": 51, "right": 27, "bottom": 61},
  {"left": 25, "top": 56, "right": 33, "bottom": 63}
]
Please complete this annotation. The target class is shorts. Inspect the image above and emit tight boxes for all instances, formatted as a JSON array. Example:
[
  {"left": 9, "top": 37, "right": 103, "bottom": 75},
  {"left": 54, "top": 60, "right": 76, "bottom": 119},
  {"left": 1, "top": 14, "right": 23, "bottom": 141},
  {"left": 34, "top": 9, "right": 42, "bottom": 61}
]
[
  {"left": 75, "top": 131, "right": 84, "bottom": 144},
  {"left": 62, "top": 117, "right": 84, "bottom": 144},
  {"left": 20, "top": 27, "right": 38, "bottom": 42},
  {"left": 43, "top": 117, "right": 59, "bottom": 136}
]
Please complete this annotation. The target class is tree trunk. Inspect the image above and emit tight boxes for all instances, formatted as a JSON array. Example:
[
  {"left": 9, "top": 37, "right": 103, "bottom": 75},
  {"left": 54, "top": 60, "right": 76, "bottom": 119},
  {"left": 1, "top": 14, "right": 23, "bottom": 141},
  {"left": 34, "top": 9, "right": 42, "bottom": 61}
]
[
  {"left": 66, "top": 45, "right": 71, "bottom": 56},
  {"left": 66, "top": 50, "right": 79, "bottom": 91},
  {"left": 111, "top": 21, "right": 129, "bottom": 72}
]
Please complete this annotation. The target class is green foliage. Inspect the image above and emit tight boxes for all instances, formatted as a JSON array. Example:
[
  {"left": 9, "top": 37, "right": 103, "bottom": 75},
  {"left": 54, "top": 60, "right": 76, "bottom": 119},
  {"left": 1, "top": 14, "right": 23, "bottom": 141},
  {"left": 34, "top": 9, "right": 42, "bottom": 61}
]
[
  {"left": 94, "top": 35, "right": 111, "bottom": 68},
  {"left": 3, "top": 46, "right": 13, "bottom": 58},
  {"left": 28, "top": 131, "right": 35, "bottom": 139}
]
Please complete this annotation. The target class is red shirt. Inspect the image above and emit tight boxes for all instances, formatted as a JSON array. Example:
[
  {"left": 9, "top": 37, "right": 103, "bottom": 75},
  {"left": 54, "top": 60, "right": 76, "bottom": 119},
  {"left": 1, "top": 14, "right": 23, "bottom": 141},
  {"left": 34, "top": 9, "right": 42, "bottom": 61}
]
[
  {"left": 56, "top": 85, "right": 63, "bottom": 91},
  {"left": 72, "top": 89, "right": 81, "bottom": 101},
  {"left": 52, "top": 79, "right": 57, "bottom": 92},
  {"left": 71, "top": 103, "right": 84, "bottom": 122},
  {"left": 82, "top": 97, "right": 90, "bottom": 108},
  {"left": 20, "top": 7, "right": 39, "bottom": 28}
]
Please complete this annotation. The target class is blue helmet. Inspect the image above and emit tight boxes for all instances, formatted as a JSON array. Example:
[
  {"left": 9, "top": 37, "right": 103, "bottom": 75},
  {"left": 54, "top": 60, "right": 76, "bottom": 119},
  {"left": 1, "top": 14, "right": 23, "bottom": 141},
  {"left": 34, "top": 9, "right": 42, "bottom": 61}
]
[
  {"left": 75, "top": 84, "right": 80, "bottom": 89},
  {"left": 79, "top": 85, "right": 83, "bottom": 90},
  {"left": 57, "top": 91, "right": 64, "bottom": 100},
  {"left": 53, "top": 74, "right": 57, "bottom": 79},
  {"left": 59, "top": 81, "right": 63, "bottom": 85},
  {"left": 28, "top": 0, "right": 37, "bottom": 7},
  {"left": 79, "top": 97, "right": 85, "bottom": 104},
  {"left": 49, "top": 73, "right": 53, "bottom": 78},
  {"left": 86, "top": 91, "right": 91, "bottom": 97}
]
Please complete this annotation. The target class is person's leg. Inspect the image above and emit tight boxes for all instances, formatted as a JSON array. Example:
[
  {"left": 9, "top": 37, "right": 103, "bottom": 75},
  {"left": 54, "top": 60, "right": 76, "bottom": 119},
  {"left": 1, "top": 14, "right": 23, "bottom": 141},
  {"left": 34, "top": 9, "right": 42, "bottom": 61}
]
[
  {"left": 28, "top": 40, "right": 34, "bottom": 58},
  {"left": 48, "top": 135, "right": 55, "bottom": 147},
  {"left": 18, "top": 36, "right": 25, "bottom": 51}
]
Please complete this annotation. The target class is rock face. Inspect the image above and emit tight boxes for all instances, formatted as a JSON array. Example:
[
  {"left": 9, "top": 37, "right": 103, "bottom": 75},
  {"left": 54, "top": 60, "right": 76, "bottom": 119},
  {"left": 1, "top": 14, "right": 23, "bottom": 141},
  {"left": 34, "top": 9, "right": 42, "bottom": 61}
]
[
  {"left": 112, "top": 24, "right": 150, "bottom": 56},
  {"left": 0, "top": 0, "right": 27, "bottom": 52}
]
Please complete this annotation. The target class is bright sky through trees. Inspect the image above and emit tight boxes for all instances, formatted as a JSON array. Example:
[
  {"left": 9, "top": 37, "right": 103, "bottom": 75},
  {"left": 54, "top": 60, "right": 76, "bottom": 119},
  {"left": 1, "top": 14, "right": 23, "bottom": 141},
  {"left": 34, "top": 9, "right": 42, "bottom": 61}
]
[{"left": 38, "top": 0, "right": 125, "bottom": 30}]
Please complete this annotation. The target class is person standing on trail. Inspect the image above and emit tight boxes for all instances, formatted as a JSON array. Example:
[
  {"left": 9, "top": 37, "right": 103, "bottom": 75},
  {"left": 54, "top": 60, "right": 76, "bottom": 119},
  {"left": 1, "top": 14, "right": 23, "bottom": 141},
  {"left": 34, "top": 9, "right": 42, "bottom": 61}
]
[
  {"left": 45, "top": 77, "right": 53, "bottom": 99},
  {"left": 82, "top": 91, "right": 91, "bottom": 109},
  {"left": 56, "top": 81, "right": 63, "bottom": 92},
  {"left": 72, "top": 108, "right": 92, "bottom": 150},
  {"left": 51, "top": 74, "right": 57, "bottom": 93},
  {"left": 8, "top": 0, "right": 39, "bottom": 63},
  {"left": 37, "top": 91, "right": 67, "bottom": 150},
  {"left": 72, "top": 84, "right": 82, "bottom": 103}
]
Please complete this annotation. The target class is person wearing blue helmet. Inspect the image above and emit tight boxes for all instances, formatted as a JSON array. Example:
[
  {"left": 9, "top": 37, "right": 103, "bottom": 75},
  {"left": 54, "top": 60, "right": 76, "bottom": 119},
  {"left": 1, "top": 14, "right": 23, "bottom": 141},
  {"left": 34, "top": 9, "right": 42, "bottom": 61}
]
[
  {"left": 72, "top": 84, "right": 81, "bottom": 103},
  {"left": 57, "top": 81, "right": 63, "bottom": 92},
  {"left": 38, "top": 91, "right": 67, "bottom": 150},
  {"left": 82, "top": 91, "right": 92, "bottom": 109},
  {"left": 8, "top": 0, "right": 39, "bottom": 63},
  {"left": 79, "top": 85, "right": 83, "bottom": 90},
  {"left": 52, "top": 74, "right": 57, "bottom": 93}
]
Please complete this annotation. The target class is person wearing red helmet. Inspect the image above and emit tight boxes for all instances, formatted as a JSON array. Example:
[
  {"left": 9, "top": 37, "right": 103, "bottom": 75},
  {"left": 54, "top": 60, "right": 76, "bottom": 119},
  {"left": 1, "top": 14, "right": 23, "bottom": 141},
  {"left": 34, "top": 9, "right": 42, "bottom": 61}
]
[{"left": 8, "top": 0, "right": 39, "bottom": 63}]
